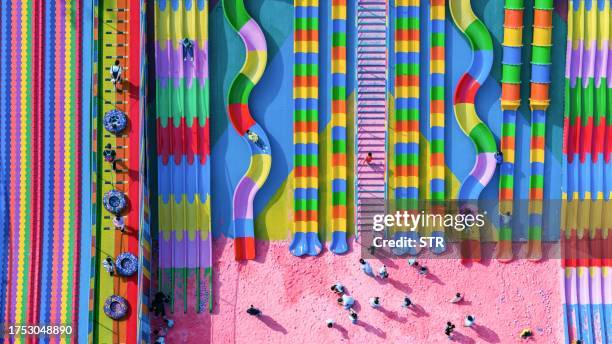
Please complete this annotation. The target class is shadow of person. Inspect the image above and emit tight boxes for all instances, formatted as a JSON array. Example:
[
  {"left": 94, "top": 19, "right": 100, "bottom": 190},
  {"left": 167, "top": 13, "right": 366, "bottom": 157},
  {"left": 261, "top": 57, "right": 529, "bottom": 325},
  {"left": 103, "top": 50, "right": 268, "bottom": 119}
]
[
  {"left": 471, "top": 324, "right": 501, "bottom": 343},
  {"left": 258, "top": 314, "right": 288, "bottom": 334},
  {"left": 333, "top": 324, "right": 350, "bottom": 340},
  {"left": 425, "top": 271, "right": 445, "bottom": 285},
  {"left": 379, "top": 307, "right": 408, "bottom": 322},
  {"left": 356, "top": 321, "right": 386, "bottom": 339},
  {"left": 409, "top": 304, "right": 429, "bottom": 318},
  {"left": 387, "top": 278, "right": 412, "bottom": 294},
  {"left": 451, "top": 330, "right": 475, "bottom": 343}
]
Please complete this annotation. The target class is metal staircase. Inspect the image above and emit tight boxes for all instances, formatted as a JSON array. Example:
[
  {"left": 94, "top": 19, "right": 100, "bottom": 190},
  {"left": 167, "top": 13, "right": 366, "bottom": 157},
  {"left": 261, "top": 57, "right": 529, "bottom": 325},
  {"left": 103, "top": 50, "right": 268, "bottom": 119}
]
[{"left": 355, "top": 0, "right": 388, "bottom": 240}]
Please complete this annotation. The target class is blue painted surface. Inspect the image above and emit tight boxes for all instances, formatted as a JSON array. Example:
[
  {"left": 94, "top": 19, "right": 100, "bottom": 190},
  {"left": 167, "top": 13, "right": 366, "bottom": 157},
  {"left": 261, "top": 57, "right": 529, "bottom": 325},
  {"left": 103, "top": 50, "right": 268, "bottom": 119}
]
[
  {"left": 78, "top": 0, "right": 94, "bottom": 342},
  {"left": 0, "top": 0, "right": 11, "bottom": 328}
]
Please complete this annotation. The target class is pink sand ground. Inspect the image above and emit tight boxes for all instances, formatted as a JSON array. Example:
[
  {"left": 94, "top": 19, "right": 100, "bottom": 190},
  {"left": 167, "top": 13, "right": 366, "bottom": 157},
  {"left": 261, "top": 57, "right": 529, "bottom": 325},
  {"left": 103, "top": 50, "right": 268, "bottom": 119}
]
[{"left": 159, "top": 238, "right": 563, "bottom": 343}]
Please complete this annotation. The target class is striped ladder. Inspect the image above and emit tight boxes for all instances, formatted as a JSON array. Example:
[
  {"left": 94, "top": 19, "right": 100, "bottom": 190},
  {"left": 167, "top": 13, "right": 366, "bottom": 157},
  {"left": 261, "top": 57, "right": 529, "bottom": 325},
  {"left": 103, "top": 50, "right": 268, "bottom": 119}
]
[{"left": 355, "top": 0, "right": 388, "bottom": 241}]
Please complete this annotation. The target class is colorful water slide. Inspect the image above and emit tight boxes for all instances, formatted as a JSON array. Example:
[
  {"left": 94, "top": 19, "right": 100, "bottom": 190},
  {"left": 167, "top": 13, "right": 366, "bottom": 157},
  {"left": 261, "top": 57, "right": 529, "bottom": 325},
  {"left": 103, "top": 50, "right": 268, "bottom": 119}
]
[
  {"left": 497, "top": 0, "right": 524, "bottom": 262},
  {"left": 526, "top": 0, "right": 553, "bottom": 261},
  {"left": 562, "top": 0, "right": 612, "bottom": 342},
  {"left": 0, "top": 0, "right": 84, "bottom": 342},
  {"left": 355, "top": 0, "right": 388, "bottom": 244},
  {"left": 449, "top": 0, "right": 497, "bottom": 262},
  {"left": 330, "top": 0, "right": 349, "bottom": 254},
  {"left": 428, "top": 0, "right": 446, "bottom": 254},
  {"left": 155, "top": 0, "right": 212, "bottom": 311},
  {"left": 92, "top": 0, "right": 143, "bottom": 341},
  {"left": 224, "top": 0, "right": 271, "bottom": 260},
  {"left": 393, "top": 0, "right": 421, "bottom": 256},
  {"left": 562, "top": 1, "right": 582, "bottom": 340},
  {"left": 292, "top": 0, "right": 323, "bottom": 257}
]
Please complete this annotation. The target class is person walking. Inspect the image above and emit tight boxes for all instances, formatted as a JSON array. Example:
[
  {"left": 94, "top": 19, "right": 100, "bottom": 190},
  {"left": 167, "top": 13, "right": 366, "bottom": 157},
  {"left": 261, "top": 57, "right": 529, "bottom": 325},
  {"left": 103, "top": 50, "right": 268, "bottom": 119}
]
[
  {"left": 359, "top": 258, "right": 374, "bottom": 276},
  {"left": 102, "top": 143, "right": 117, "bottom": 171},
  {"left": 378, "top": 265, "right": 389, "bottom": 279},
  {"left": 464, "top": 315, "right": 475, "bottom": 327},
  {"left": 520, "top": 328, "right": 533, "bottom": 339},
  {"left": 246, "top": 305, "right": 262, "bottom": 316},
  {"left": 181, "top": 38, "right": 194, "bottom": 62},
  {"left": 402, "top": 296, "right": 412, "bottom": 308},
  {"left": 102, "top": 256, "right": 115, "bottom": 276},
  {"left": 113, "top": 216, "right": 125, "bottom": 233},
  {"left": 445, "top": 321, "right": 456, "bottom": 339},
  {"left": 450, "top": 292, "right": 463, "bottom": 303},
  {"left": 369, "top": 297, "right": 381, "bottom": 309},
  {"left": 338, "top": 294, "right": 354, "bottom": 310},
  {"left": 418, "top": 266, "right": 428, "bottom": 275},
  {"left": 349, "top": 309, "right": 358, "bottom": 324},
  {"left": 325, "top": 319, "right": 334, "bottom": 328},
  {"left": 330, "top": 283, "right": 344, "bottom": 295},
  {"left": 151, "top": 292, "right": 171, "bottom": 318},
  {"left": 110, "top": 60, "right": 123, "bottom": 86}
]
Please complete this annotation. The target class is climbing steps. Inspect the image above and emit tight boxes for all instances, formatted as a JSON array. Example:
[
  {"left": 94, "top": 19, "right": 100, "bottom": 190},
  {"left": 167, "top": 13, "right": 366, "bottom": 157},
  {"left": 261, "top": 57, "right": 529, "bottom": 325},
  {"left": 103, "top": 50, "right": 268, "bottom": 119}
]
[
  {"left": 355, "top": 0, "right": 388, "bottom": 240},
  {"left": 92, "top": 0, "right": 142, "bottom": 342}
]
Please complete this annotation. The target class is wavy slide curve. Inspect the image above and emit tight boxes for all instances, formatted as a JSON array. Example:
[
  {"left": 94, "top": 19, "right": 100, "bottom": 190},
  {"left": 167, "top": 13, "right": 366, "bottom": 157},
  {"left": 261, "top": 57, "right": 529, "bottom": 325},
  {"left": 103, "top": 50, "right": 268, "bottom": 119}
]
[
  {"left": 223, "top": 0, "right": 272, "bottom": 261},
  {"left": 450, "top": 0, "right": 498, "bottom": 262}
]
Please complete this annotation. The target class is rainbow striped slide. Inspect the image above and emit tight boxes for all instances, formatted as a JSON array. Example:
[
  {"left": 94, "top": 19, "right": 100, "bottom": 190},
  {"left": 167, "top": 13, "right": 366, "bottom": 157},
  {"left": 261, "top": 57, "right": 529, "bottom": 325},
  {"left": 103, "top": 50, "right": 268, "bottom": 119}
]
[
  {"left": 562, "top": 0, "right": 611, "bottom": 343},
  {"left": 497, "top": 0, "right": 524, "bottom": 262},
  {"left": 224, "top": 0, "right": 272, "bottom": 260},
  {"left": 429, "top": 0, "right": 446, "bottom": 254},
  {"left": 92, "top": 0, "right": 144, "bottom": 341},
  {"left": 526, "top": 0, "right": 553, "bottom": 261},
  {"left": 291, "top": 0, "right": 323, "bottom": 257},
  {"left": 393, "top": 0, "right": 421, "bottom": 256},
  {"left": 0, "top": 0, "right": 83, "bottom": 342},
  {"left": 329, "top": 0, "right": 349, "bottom": 255},
  {"left": 449, "top": 0, "right": 497, "bottom": 262},
  {"left": 155, "top": 0, "right": 212, "bottom": 311}
]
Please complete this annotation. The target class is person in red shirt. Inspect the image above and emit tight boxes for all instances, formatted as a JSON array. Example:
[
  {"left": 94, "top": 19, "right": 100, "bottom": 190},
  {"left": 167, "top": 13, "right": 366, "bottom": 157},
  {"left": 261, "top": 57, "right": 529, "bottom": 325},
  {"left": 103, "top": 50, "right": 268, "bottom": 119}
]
[{"left": 364, "top": 152, "right": 373, "bottom": 164}]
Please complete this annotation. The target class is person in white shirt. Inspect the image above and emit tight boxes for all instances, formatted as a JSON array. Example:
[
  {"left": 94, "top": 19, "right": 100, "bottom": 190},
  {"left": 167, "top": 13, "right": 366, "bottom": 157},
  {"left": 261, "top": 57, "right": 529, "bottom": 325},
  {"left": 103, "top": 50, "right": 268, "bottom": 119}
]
[
  {"left": 464, "top": 315, "right": 475, "bottom": 327},
  {"left": 330, "top": 283, "right": 344, "bottom": 295},
  {"left": 113, "top": 216, "right": 125, "bottom": 233},
  {"left": 450, "top": 292, "right": 463, "bottom": 304},
  {"left": 369, "top": 297, "right": 381, "bottom": 309},
  {"left": 337, "top": 294, "right": 354, "bottom": 310},
  {"left": 110, "top": 60, "right": 122, "bottom": 85},
  {"left": 378, "top": 265, "right": 388, "bottom": 279},
  {"left": 102, "top": 256, "right": 115, "bottom": 276}
]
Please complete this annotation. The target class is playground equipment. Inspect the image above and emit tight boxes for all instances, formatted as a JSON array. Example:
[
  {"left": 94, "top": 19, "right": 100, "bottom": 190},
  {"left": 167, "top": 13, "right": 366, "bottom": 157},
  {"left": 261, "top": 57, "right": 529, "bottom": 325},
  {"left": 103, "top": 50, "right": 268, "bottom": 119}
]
[
  {"left": 526, "top": 0, "right": 554, "bottom": 261},
  {"left": 103, "top": 190, "right": 128, "bottom": 214},
  {"left": 354, "top": 0, "right": 388, "bottom": 246},
  {"left": 329, "top": 0, "right": 349, "bottom": 255},
  {"left": 562, "top": 0, "right": 611, "bottom": 342},
  {"left": 393, "top": 0, "right": 421, "bottom": 256},
  {"left": 104, "top": 295, "right": 129, "bottom": 320},
  {"left": 224, "top": 0, "right": 272, "bottom": 261},
  {"left": 450, "top": 0, "right": 497, "bottom": 262},
  {"left": 428, "top": 0, "right": 446, "bottom": 254},
  {"left": 291, "top": 0, "right": 323, "bottom": 257},
  {"left": 155, "top": 0, "right": 213, "bottom": 312},
  {"left": 0, "top": 0, "right": 84, "bottom": 337},
  {"left": 104, "top": 109, "right": 128, "bottom": 134},
  {"left": 92, "top": 0, "right": 143, "bottom": 342},
  {"left": 497, "top": 0, "right": 524, "bottom": 262},
  {"left": 115, "top": 252, "right": 139, "bottom": 277}
]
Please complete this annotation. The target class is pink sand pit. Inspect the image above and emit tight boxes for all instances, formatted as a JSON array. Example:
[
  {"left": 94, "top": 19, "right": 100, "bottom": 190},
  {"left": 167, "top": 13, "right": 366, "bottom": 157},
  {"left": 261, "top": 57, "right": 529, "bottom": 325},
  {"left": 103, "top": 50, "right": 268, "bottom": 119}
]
[{"left": 158, "top": 239, "right": 562, "bottom": 343}]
